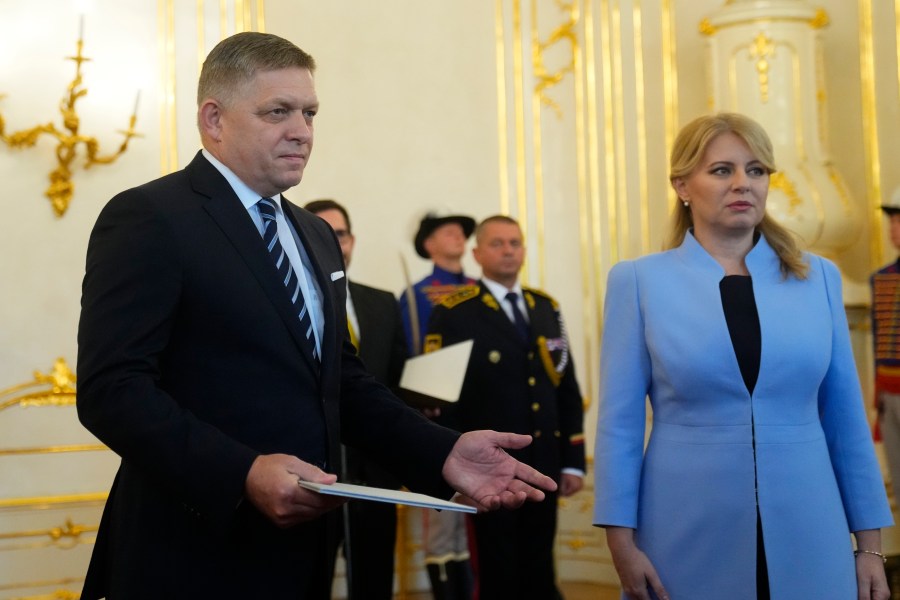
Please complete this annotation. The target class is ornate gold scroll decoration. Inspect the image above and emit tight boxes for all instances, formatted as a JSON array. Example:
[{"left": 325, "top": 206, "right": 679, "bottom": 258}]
[
  {"left": 532, "top": 0, "right": 579, "bottom": 118},
  {"left": 0, "top": 35, "right": 141, "bottom": 217},
  {"left": 826, "top": 164, "right": 852, "bottom": 214},
  {"left": 748, "top": 31, "right": 776, "bottom": 103},
  {"left": 0, "top": 358, "right": 76, "bottom": 413},
  {"left": 0, "top": 518, "right": 98, "bottom": 551},
  {"left": 769, "top": 171, "right": 802, "bottom": 214},
  {"left": 810, "top": 8, "right": 830, "bottom": 29},
  {"left": 530, "top": 0, "right": 580, "bottom": 287},
  {"left": 0, "top": 358, "right": 108, "bottom": 456},
  {"left": 700, "top": 9, "right": 829, "bottom": 37}
]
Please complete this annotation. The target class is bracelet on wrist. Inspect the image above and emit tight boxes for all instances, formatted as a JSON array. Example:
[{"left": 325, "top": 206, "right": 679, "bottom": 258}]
[{"left": 854, "top": 549, "right": 887, "bottom": 563}]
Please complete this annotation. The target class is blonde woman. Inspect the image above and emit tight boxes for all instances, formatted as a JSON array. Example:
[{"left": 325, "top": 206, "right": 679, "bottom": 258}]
[{"left": 594, "top": 112, "right": 892, "bottom": 599}]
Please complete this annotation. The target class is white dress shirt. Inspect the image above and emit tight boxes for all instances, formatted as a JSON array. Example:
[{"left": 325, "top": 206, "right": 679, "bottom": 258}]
[{"left": 480, "top": 277, "right": 529, "bottom": 325}]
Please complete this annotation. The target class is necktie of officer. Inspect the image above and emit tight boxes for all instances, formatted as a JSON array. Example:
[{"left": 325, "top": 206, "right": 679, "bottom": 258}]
[
  {"left": 347, "top": 317, "right": 360, "bottom": 352},
  {"left": 505, "top": 291, "right": 530, "bottom": 342},
  {"left": 257, "top": 197, "right": 319, "bottom": 362}
]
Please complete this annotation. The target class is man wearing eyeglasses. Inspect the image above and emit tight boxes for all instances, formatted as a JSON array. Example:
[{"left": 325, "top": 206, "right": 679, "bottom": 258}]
[{"left": 305, "top": 198, "right": 407, "bottom": 600}]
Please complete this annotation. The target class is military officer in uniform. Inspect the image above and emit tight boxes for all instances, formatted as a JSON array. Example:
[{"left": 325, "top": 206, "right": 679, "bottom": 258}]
[{"left": 425, "top": 215, "right": 586, "bottom": 599}]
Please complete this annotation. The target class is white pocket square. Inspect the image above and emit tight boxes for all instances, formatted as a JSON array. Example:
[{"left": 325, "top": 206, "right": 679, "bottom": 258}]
[{"left": 331, "top": 270, "right": 345, "bottom": 281}]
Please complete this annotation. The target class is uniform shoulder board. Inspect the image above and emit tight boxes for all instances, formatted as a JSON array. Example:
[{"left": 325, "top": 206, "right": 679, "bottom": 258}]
[
  {"left": 524, "top": 287, "right": 559, "bottom": 310},
  {"left": 439, "top": 285, "right": 480, "bottom": 309}
]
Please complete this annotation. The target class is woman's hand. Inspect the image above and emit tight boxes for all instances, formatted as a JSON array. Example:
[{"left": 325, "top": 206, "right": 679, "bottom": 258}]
[
  {"left": 606, "top": 526, "right": 669, "bottom": 600},
  {"left": 855, "top": 553, "right": 890, "bottom": 600},
  {"left": 854, "top": 529, "right": 890, "bottom": 600}
]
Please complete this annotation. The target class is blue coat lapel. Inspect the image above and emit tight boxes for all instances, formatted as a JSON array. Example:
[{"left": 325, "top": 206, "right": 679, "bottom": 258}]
[{"left": 669, "top": 232, "right": 783, "bottom": 401}]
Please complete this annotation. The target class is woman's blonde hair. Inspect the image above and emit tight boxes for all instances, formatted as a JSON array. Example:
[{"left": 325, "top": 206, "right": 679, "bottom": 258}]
[{"left": 665, "top": 112, "right": 808, "bottom": 280}]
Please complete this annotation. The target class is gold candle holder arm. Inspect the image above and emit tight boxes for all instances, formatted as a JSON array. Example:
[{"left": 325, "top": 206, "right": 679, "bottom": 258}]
[
  {"left": 84, "top": 113, "right": 143, "bottom": 167},
  {"left": 0, "top": 34, "right": 141, "bottom": 217},
  {"left": 0, "top": 95, "right": 63, "bottom": 148},
  {"left": 1, "top": 121, "right": 60, "bottom": 148}
]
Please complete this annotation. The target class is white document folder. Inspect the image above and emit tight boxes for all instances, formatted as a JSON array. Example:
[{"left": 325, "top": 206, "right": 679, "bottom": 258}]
[
  {"left": 398, "top": 339, "right": 474, "bottom": 408},
  {"left": 299, "top": 481, "right": 477, "bottom": 513}
]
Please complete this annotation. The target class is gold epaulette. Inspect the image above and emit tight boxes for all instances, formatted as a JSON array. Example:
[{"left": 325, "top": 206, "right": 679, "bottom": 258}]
[
  {"left": 439, "top": 285, "right": 480, "bottom": 309},
  {"left": 523, "top": 287, "right": 559, "bottom": 310}
]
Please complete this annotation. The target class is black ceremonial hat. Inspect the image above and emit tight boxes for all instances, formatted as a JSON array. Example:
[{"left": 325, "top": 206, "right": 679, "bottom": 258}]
[{"left": 414, "top": 212, "right": 476, "bottom": 258}]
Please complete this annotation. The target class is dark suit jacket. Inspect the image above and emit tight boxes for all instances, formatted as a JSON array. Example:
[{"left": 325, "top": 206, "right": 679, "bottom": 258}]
[
  {"left": 426, "top": 283, "right": 584, "bottom": 597},
  {"left": 345, "top": 281, "right": 408, "bottom": 488},
  {"left": 349, "top": 281, "right": 407, "bottom": 390},
  {"left": 76, "top": 152, "right": 457, "bottom": 599}
]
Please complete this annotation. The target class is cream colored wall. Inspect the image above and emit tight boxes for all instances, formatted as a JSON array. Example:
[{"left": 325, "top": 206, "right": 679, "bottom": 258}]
[
  {"left": 265, "top": 1, "right": 502, "bottom": 291},
  {"left": 0, "top": 4, "right": 160, "bottom": 596},
  {"left": 2, "top": 0, "right": 899, "bottom": 594},
  {"left": 0, "top": 1, "right": 159, "bottom": 387}
]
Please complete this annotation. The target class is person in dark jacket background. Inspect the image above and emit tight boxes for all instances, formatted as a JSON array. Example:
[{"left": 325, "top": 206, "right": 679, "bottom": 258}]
[{"left": 426, "top": 215, "right": 586, "bottom": 599}]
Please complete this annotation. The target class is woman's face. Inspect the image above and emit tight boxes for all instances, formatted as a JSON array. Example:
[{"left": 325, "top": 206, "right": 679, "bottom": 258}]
[{"left": 672, "top": 131, "right": 768, "bottom": 243}]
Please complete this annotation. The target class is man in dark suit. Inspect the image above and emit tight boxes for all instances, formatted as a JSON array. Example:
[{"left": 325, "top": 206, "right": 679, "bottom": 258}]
[
  {"left": 305, "top": 198, "right": 406, "bottom": 599},
  {"left": 76, "top": 33, "right": 555, "bottom": 600},
  {"left": 426, "top": 215, "right": 586, "bottom": 599}
]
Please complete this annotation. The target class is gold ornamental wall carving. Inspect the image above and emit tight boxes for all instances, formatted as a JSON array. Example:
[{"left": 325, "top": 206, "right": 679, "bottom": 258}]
[
  {"left": 0, "top": 358, "right": 76, "bottom": 413},
  {"left": 0, "top": 23, "right": 140, "bottom": 218}
]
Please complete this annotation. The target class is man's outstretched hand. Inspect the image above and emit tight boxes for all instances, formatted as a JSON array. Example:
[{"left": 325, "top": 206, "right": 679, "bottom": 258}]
[{"left": 442, "top": 430, "right": 558, "bottom": 511}]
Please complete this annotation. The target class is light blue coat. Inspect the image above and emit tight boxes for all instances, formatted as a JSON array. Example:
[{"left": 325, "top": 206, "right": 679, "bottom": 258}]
[{"left": 594, "top": 232, "right": 892, "bottom": 599}]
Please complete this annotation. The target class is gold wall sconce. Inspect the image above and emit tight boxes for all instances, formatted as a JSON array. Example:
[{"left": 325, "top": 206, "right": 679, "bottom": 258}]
[{"left": 0, "top": 24, "right": 141, "bottom": 217}]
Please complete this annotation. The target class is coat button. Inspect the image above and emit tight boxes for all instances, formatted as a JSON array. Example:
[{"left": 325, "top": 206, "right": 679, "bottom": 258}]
[
  {"left": 554, "top": 430, "right": 561, "bottom": 438},
  {"left": 528, "top": 376, "right": 536, "bottom": 386},
  {"left": 532, "top": 402, "right": 540, "bottom": 412},
  {"left": 489, "top": 350, "right": 501, "bottom": 363},
  {"left": 527, "top": 351, "right": 534, "bottom": 360},
  {"left": 534, "top": 429, "right": 542, "bottom": 438}
]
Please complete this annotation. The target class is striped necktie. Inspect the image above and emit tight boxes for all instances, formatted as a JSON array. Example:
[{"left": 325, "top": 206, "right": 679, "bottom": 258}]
[{"left": 257, "top": 197, "right": 319, "bottom": 362}]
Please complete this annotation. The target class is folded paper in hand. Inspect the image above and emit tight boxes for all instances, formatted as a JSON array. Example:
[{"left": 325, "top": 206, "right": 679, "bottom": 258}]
[
  {"left": 398, "top": 339, "right": 473, "bottom": 408},
  {"left": 299, "top": 481, "right": 477, "bottom": 513}
]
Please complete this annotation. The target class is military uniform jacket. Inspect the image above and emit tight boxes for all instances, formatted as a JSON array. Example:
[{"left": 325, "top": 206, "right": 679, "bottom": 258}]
[
  {"left": 871, "top": 260, "right": 900, "bottom": 421},
  {"left": 426, "top": 282, "right": 585, "bottom": 478},
  {"left": 399, "top": 265, "right": 477, "bottom": 355}
]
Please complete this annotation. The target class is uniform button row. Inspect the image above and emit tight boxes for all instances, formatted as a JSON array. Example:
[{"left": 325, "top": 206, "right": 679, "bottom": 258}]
[{"left": 533, "top": 430, "right": 562, "bottom": 438}]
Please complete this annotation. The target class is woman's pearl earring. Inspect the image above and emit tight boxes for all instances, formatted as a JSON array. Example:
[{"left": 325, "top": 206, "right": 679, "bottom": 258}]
[{"left": 682, "top": 200, "right": 689, "bottom": 207}]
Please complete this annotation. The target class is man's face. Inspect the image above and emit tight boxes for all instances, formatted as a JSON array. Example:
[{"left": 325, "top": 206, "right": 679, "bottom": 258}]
[
  {"left": 424, "top": 222, "right": 467, "bottom": 262},
  {"left": 888, "top": 213, "right": 900, "bottom": 250},
  {"left": 473, "top": 221, "right": 525, "bottom": 284},
  {"left": 209, "top": 67, "right": 318, "bottom": 198},
  {"left": 315, "top": 208, "right": 355, "bottom": 267}
]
